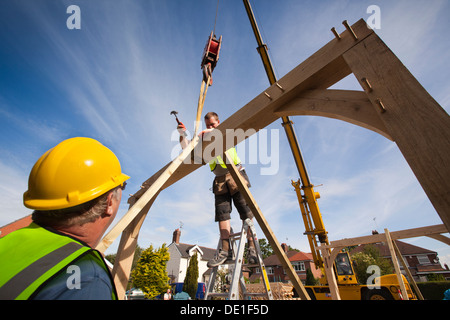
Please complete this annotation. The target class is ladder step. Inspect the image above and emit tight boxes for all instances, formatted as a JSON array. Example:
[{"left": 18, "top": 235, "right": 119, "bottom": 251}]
[
  {"left": 205, "top": 219, "right": 273, "bottom": 300},
  {"left": 244, "top": 292, "right": 270, "bottom": 297},
  {"left": 206, "top": 293, "right": 229, "bottom": 298},
  {"left": 221, "top": 260, "right": 260, "bottom": 267},
  {"left": 229, "top": 232, "right": 242, "bottom": 239},
  {"left": 224, "top": 260, "right": 258, "bottom": 266}
]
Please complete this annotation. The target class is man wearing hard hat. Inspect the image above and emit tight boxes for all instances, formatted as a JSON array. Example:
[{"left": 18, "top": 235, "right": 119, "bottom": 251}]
[{"left": 0, "top": 137, "right": 129, "bottom": 300}]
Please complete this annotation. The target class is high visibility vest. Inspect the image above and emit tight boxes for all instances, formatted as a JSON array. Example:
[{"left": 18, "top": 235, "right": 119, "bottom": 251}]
[
  {"left": 209, "top": 147, "right": 241, "bottom": 171},
  {"left": 0, "top": 222, "right": 117, "bottom": 300}
]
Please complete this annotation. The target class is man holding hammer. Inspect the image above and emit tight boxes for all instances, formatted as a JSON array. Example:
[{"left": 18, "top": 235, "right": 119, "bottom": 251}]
[{"left": 177, "top": 111, "right": 257, "bottom": 267}]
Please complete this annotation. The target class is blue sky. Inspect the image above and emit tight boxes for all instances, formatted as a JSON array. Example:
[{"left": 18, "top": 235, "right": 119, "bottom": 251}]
[{"left": 1, "top": 0, "right": 449, "bottom": 268}]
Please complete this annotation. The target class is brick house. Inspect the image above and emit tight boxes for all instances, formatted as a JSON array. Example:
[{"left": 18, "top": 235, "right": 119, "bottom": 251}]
[
  {"left": 350, "top": 239, "right": 450, "bottom": 282},
  {"left": 249, "top": 243, "right": 322, "bottom": 284},
  {"left": 0, "top": 215, "right": 32, "bottom": 238}
]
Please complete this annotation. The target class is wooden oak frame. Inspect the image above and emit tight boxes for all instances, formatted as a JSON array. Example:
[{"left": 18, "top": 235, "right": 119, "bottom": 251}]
[{"left": 96, "top": 19, "right": 450, "bottom": 299}]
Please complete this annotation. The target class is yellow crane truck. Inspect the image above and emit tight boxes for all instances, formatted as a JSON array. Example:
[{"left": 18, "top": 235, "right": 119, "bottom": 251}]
[
  {"left": 291, "top": 180, "right": 415, "bottom": 300},
  {"left": 243, "top": 0, "right": 416, "bottom": 300}
]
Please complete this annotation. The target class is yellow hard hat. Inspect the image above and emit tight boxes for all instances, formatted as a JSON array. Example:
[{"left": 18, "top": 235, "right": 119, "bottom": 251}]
[{"left": 24, "top": 137, "right": 130, "bottom": 210}]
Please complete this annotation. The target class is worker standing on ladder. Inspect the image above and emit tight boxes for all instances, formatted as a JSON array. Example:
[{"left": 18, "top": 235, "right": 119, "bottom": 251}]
[{"left": 178, "top": 112, "right": 258, "bottom": 267}]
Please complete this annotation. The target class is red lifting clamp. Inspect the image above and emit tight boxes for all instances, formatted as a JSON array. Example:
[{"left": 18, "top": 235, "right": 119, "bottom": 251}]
[{"left": 201, "top": 31, "right": 222, "bottom": 85}]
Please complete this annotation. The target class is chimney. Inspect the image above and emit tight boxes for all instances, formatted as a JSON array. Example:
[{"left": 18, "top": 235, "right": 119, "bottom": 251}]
[
  {"left": 172, "top": 228, "right": 181, "bottom": 244},
  {"left": 281, "top": 243, "right": 288, "bottom": 253}
]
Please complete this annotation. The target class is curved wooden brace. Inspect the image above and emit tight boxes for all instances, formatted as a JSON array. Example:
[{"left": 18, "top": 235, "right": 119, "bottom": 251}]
[
  {"left": 427, "top": 234, "right": 450, "bottom": 246},
  {"left": 274, "top": 89, "right": 393, "bottom": 141}
]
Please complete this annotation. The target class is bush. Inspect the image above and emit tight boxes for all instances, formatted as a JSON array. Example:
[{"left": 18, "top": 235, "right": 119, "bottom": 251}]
[
  {"left": 351, "top": 245, "right": 393, "bottom": 284},
  {"left": 131, "top": 244, "right": 170, "bottom": 299},
  {"left": 416, "top": 281, "right": 450, "bottom": 300}
]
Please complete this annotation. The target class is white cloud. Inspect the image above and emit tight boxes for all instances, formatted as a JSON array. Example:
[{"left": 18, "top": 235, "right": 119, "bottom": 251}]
[
  {"left": 0, "top": 106, "right": 65, "bottom": 147},
  {"left": 0, "top": 160, "right": 30, "bottom": 226},
  {"left": 380, "top": 0, "right": 447, "bottom": 68}
]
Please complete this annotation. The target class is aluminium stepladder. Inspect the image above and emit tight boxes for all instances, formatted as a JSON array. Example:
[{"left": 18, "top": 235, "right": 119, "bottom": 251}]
[{"left": 204, "top": 218, "right": 273, "bottom": 300}]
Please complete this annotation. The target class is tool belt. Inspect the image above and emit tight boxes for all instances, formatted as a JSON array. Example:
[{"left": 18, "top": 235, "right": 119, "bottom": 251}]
[{"left": 212, "top": 169, "right": 251, "bottom": 196}]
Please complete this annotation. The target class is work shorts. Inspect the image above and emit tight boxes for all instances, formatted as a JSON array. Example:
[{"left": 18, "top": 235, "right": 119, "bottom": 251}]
[{"left": 212, "top": 170, "right": 254, "bottom": 222}]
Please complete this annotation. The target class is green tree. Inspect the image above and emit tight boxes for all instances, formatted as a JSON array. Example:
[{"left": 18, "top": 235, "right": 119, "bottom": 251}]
[
  {"left": 131, "top": 244, "right": 170, "bottom": 299},
  {"left": 351, "top": 245, "right": 393, "bottom": 284},
  {"left": 257, "top": 238, "right": 273, "bottom": 258},
  {"left": 184, "top": 251, "right": 199, "bottom": 299},
  {"left": 305, "top": 268, "right": 318, "bottom": 286}
]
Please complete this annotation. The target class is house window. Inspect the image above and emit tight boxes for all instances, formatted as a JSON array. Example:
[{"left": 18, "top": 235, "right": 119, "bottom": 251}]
[
  {"left": 292, "top": 262, "right": 305, "bottom": 272},
  {"left": 266, "top": 267, "right": 274, "bottom": 275},
  {"left": 417, "top": 255, "right": 430, "bottom": 264}
]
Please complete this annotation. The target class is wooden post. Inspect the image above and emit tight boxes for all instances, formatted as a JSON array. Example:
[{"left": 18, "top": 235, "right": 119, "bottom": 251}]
[
  {"left": 343, "top": 33, "right": 450, "bottom": 232},
  {"left": 224, "top": 151, "right": 310, "bottom": 300},
  {"left": 111, "top": 198, "right": 154, "bottom": 300},
  {"left": 319, "top": 246, "right": 341, "bottom": 300},
  {"left": 392, "top": 239, "right": 424, "bottom": 300},
  {"left": 385, "top": 228, "right": 409, "bottom": 300}
]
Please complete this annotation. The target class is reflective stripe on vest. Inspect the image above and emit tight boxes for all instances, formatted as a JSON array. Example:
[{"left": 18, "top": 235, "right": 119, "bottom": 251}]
[
  {"left": 0, "top": 242, "right": 84, "bottom": 300},
  {"left": 209, "top": 147, "right": 241, "bottom": 171},
  {"left": 0, "top": 223, "right": 116, "bottom": 300}
]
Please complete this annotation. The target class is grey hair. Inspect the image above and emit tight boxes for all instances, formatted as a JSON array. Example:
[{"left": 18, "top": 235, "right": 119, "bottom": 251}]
[{"left": 32, "top": 187, "right": 121, "bottom": 228}]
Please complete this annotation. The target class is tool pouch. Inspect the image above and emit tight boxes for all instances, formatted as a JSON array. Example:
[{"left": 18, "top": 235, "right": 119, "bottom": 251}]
[
  {"left": 212, "top": 170, "right": 251, "bottom": 196},
  {"left": 213, "top": 174, "right": 228, "bottom": 195}
]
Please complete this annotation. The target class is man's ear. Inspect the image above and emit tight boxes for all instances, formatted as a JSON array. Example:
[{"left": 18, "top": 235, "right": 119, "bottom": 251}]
[{"left": 105, "top": 192, "right": 115, "bottom": 217}]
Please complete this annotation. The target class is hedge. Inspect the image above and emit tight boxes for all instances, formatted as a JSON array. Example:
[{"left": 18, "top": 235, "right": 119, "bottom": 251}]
[{"left": 416, "top": 281, "right": 450, "bottom": 300}]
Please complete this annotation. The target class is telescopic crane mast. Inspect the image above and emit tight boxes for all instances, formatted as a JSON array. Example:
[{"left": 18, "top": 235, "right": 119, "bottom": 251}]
[{"left": 242, "top": 0, "right": 329, "bottom": 276}]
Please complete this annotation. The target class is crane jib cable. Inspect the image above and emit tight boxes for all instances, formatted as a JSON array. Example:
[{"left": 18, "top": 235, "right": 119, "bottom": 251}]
[
  {"left": 195, "top": 27, "right": 222, "bottom": 136},
  {"left": 213, "top": 0, "right": 220, "bottom": 36}
]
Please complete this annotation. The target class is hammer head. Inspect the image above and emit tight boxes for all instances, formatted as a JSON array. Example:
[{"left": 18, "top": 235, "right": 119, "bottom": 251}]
[{"left": 170, "top": 110, "right": 181, "bottom": 125}]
